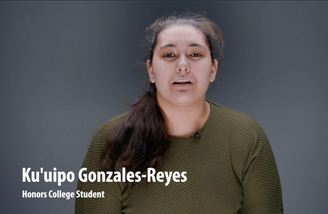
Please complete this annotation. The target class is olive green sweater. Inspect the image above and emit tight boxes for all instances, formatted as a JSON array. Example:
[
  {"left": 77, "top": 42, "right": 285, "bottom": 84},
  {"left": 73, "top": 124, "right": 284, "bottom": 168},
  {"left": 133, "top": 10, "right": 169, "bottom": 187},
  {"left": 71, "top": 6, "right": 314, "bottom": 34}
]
[{"left": 75, "top": 101, "right": 283, "bottom": 213}]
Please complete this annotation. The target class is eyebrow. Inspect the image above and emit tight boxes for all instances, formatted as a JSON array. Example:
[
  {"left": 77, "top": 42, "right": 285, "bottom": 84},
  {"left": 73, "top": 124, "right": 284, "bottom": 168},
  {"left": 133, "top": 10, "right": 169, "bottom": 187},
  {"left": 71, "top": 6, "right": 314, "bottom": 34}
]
[{"left": 159, "top": 43, "right": 206, "bottom": 49}]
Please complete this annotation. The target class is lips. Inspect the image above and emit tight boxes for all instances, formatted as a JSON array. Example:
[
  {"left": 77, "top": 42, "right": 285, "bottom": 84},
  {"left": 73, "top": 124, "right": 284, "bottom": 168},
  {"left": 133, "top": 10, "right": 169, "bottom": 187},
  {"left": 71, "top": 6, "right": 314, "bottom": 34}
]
[{"left": 173, "top": 80, "right": 192, "bottom": 85}]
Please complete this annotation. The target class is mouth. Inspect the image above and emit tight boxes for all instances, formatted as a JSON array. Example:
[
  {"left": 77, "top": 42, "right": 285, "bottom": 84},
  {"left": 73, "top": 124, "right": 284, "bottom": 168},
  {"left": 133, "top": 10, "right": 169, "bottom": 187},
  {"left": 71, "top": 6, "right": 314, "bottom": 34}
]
[{"left": 173, "top": 80, "right": 192, "bottom": 86}]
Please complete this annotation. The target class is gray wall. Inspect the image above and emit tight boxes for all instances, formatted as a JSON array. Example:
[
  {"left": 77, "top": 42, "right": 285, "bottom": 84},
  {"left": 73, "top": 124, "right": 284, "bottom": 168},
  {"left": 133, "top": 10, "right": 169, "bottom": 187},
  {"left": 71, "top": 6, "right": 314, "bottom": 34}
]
[{"left": 1, "top": 2, "right": 327, "bottom": 213}]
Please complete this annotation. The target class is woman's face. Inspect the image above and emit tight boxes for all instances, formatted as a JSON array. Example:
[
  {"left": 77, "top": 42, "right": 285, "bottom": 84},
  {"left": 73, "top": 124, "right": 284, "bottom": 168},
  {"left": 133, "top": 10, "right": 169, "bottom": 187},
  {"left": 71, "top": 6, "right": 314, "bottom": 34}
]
[{"left": 147, "top": 24, "right": 218, "bottom": 107}]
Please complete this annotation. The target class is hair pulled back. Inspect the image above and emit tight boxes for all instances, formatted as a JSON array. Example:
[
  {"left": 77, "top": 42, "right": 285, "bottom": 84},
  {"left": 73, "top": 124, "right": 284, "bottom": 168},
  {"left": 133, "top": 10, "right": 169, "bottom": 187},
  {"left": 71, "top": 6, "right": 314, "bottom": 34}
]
[{"left": 101, "top": 12, "right": 224, "bottom": 190}]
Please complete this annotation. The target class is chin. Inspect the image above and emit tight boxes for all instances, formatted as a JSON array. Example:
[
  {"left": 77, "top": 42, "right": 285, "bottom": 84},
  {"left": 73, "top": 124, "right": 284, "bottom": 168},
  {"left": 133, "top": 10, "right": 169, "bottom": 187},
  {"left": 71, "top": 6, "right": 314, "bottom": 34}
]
[{"left": 171, "top": 96, "right": 203, "bottom": 107}]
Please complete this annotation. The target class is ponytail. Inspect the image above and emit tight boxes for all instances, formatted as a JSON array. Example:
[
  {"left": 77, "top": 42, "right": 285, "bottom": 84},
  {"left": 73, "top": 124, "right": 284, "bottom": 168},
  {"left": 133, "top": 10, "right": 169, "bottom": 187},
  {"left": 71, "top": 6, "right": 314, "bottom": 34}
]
[{"left": 100, "top": 83, "right": 169, "bottom": 189}]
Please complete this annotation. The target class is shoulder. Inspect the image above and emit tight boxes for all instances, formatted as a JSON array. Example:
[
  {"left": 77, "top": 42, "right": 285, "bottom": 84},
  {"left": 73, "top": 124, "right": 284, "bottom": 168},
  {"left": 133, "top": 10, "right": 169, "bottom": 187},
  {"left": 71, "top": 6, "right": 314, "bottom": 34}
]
[
  {"left": 208, "top": 100, "right": 265, "bottom": 137},
  {"left": 82, "top": 113, "right": 127, "bottom": 170},
  {"left": 207, "top": 101, "right": 274, "bottom": 180},
  {"left": 206, "top": 100, "right": 269, "bottom": 159},
  {"left": 93, "top": 113, "right": 127, "bottom": 141}
]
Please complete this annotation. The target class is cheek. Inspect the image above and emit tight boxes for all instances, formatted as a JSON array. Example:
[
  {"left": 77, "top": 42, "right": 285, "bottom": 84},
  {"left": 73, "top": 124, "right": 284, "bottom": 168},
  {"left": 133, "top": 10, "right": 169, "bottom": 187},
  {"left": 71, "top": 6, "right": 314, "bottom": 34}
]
[
  {"left": 152, "top": 69, "right": 169, "bottom": 87},
  {"left": 197, "top": 64, "right": 213, "bottom": 79},
  {"left": 153, "top": 64, "right": 171, "bottom": 81},
  {"left": 203, "top": 62, "right": 212, "bottom": 70}
]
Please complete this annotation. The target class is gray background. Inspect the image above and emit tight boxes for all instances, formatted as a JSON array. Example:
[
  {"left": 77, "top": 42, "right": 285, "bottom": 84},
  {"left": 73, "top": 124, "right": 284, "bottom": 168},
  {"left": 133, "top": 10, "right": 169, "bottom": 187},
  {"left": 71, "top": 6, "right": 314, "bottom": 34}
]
[{"left": 1, "top": 1, "right": 327, "bottom": 213}]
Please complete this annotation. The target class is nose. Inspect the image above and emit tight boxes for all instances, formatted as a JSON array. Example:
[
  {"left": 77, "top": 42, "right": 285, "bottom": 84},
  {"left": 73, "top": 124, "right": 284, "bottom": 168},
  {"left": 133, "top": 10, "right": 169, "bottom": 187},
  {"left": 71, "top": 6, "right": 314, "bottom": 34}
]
[{"left": 176, "top": 56, "right": 190, "bottom": 74}]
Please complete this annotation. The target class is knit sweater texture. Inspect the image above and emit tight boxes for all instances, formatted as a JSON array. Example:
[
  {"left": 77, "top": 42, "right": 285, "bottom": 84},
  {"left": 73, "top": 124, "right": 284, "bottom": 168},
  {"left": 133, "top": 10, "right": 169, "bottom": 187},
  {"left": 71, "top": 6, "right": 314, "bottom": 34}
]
[{"left": 75, "top": 101, "right": 283, "bottom": 213}]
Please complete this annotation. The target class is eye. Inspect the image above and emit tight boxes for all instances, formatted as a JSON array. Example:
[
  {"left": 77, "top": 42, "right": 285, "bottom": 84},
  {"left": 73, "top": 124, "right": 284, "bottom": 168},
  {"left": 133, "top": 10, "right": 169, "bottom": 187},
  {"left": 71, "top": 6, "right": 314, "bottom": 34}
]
[
  {"left": 164, "top": 53, "right": 175, "bottom": 58},
  {"left": 191, "top": 53, "right": 202, "bottom": 57}
]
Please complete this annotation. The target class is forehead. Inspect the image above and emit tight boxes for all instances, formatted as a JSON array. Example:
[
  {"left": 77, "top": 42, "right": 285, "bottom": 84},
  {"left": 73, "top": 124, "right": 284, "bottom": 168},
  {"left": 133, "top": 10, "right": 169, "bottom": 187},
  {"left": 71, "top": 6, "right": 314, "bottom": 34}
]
[{"left": 156, "top": 24, "right": 207, "bottom": 47}]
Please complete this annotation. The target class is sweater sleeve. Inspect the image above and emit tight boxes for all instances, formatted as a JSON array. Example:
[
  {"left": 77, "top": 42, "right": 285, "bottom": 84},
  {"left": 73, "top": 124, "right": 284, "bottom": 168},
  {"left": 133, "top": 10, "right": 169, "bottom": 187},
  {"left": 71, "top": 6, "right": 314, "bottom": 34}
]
[
  {"left": 240, "top": 126, "right": 283, "bottom": 214},
  {"left": 75, "top": 122, "right": 123, "bottom": 214}
]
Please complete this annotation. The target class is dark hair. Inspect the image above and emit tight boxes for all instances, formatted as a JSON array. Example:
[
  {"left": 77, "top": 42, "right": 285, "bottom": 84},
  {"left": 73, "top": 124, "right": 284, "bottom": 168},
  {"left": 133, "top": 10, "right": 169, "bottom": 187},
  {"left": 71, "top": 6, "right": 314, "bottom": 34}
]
[{"left": 100, "top": 12, "right": 224, "bottom": 190}]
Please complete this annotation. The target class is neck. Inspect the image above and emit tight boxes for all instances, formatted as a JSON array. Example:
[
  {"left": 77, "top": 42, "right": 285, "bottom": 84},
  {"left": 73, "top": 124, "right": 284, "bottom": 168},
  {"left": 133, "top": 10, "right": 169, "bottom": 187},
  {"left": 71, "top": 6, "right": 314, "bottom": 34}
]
[{"left": 158, "top": 98, "right": 210, "bottom": 138}]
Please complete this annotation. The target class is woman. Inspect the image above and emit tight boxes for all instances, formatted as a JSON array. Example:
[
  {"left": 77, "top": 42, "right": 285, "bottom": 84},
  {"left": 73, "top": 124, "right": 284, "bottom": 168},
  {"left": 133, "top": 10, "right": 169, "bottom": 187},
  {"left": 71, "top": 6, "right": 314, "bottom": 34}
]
[{"left": 75, "top": 13, "right": 283, "bottom": 214}]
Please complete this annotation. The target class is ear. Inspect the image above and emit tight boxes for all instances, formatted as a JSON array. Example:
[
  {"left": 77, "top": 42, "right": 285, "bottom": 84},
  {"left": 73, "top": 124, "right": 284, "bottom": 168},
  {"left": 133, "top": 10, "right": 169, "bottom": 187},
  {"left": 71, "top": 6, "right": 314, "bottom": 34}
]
[
  {"left": 146, "top": 60, "right": 155, "bottom": 83},
  {"left": 210, "top": 59, "right": 218, "bottom": 82}
]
